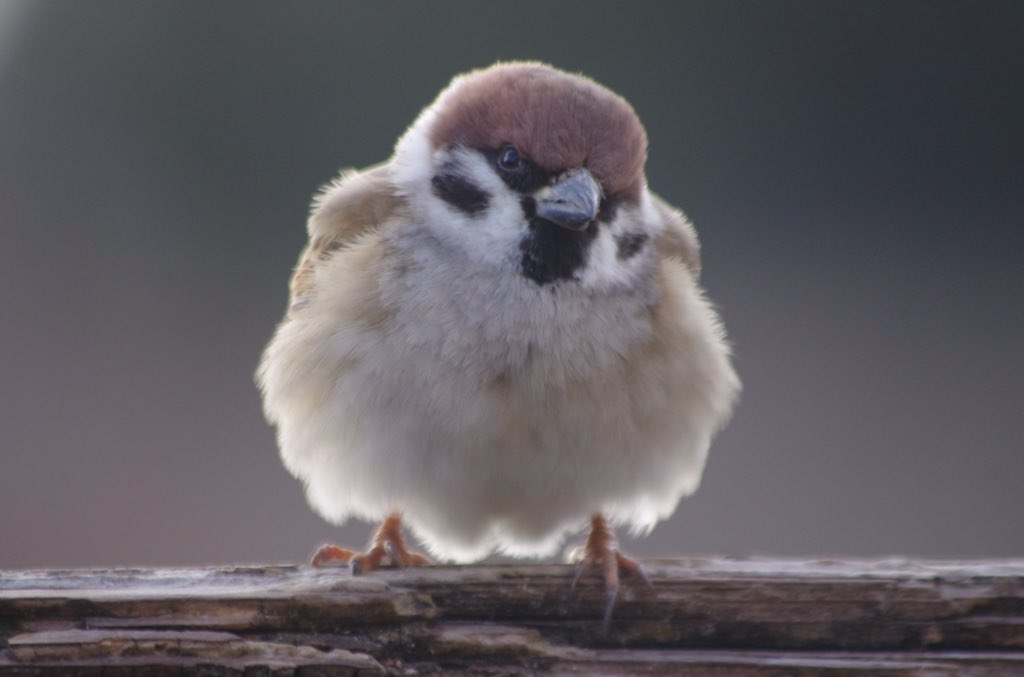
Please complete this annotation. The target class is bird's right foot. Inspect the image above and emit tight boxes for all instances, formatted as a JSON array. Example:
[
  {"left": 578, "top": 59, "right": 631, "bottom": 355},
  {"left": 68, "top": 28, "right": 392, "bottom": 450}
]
[{"left": 310, "top": 513, "right": 431, "bottom": 574}]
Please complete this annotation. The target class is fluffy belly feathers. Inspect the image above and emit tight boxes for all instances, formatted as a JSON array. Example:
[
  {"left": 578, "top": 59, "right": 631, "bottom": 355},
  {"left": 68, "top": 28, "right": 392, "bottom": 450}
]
[{"left": 260, "top": 242, "right": 735, "bottom": 562}]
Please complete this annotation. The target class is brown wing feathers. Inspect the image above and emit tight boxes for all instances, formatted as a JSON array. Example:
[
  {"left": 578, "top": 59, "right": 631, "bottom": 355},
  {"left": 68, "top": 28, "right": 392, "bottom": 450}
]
[
  {"left": 288, "top": 164, "right": 402, "bottom": 311},
  {"left": 652, "top": 195, "right": 702, "bottom": 278}
]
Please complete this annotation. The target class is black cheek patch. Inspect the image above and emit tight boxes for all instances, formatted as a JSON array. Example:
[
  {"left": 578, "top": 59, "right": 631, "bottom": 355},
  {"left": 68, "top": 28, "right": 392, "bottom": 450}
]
[
  {"left": 431, "top": 171, "right": 490, "bottom": 215},
  {"left": 519, "top": 219, "right": 599, "bottom": 286},
  {"left": 615, "top": 232, "right": 649, "bottom": 261}
]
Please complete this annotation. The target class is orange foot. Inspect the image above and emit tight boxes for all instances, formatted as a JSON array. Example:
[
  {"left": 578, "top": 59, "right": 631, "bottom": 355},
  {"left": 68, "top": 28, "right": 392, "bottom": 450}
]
[
  {"left": 570, "top": 513, "right": 653, "bottom": 633},
  {"left": 310, "top": 513, "right": 431, "bottom": 574}
]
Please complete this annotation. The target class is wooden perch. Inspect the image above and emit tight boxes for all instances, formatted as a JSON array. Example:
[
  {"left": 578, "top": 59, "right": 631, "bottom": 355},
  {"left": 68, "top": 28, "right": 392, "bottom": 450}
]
[{"left": 1, "top": 557, "right": 1023, "bottom": 674}]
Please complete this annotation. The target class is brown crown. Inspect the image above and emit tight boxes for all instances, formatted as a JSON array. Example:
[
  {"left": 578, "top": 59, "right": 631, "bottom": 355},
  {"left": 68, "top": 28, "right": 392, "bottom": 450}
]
[{"left": 429, "top": 63, "right": 648, "bottom": 201}]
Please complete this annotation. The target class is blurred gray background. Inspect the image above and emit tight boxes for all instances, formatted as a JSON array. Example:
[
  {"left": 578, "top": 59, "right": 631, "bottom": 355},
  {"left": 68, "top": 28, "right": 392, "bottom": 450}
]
[{"left": 2, "top": 1, "right": 1021, "bottom": 570}]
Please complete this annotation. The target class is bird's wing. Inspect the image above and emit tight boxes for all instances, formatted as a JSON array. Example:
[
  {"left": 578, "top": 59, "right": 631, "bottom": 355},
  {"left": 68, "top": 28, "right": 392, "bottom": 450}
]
[
  {"left": 651, "top": 193, "right": 702, "bottom": 278},
  {"left": 289, "top": 163, "right": 403, "bottom": 312}
]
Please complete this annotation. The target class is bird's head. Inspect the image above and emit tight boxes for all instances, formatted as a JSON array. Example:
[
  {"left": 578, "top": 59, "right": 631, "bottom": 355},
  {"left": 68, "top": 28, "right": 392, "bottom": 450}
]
[{"left": 391, "top": 62, "right": 660, "bottom": 290}]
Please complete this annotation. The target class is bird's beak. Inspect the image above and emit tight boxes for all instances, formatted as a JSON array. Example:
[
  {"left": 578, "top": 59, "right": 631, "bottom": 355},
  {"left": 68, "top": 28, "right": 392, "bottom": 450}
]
[{"left": 534, "top": 169, "right": 600, "bottom": 231}]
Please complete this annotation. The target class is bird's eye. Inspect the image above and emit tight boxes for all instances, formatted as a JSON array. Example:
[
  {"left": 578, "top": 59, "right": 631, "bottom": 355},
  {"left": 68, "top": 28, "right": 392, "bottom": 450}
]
[{"left": 497, "top": 145, "right": 523, "bottom": 172}]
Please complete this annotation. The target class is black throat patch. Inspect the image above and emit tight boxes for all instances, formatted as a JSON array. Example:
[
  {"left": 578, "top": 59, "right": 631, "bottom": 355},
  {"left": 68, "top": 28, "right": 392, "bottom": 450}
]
[{"left": 519, "top": 218, "right": 599, "bottom": 286}]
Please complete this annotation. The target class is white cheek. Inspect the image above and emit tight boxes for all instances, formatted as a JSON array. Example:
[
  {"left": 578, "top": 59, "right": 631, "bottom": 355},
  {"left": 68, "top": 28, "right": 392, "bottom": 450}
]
[
  {"left": 391, "top": 111, "right": 436, "bottom": 188},
  {"left": 402, "top": 146, "right": 527, "bottom": 271},
  {"left": 453, "top": 148, "right": 528, "bottom": 261},
  {"left": 580, "top": 202, "right": 656, "bottom": 290},
  {"left": 580, "top": 227, "right": 632, "bottom": 289},
  {"left": 637, "top": 189, "right": 664, "bottom": 238}
]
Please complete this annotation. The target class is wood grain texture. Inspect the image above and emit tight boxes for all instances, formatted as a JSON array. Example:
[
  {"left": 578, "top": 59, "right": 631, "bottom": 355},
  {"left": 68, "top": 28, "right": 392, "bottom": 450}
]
[{"left": 2, "top": 557, "right": 1022, "bottom": 675}]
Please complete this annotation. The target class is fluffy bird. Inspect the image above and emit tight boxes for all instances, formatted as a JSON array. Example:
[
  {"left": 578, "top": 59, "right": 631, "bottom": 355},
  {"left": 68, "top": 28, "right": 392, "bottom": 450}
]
[{"left": 258, "top": 62, "right": 739, "bottom": 622}]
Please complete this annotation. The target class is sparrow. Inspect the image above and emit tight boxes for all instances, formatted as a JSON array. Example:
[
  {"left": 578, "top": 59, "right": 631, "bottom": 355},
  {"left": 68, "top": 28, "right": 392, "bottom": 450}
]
[{"left": 257, "top": 62, "right": 739, "bottom": 628}]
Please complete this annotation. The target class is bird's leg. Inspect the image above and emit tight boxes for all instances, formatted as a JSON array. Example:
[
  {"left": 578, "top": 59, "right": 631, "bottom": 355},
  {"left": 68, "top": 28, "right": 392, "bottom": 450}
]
[
  {"left": 310, "top": 513, "right": 431, "bottom": 574},
  {"left": 570, "top": 513, "right": 653, "bottom": 633}
]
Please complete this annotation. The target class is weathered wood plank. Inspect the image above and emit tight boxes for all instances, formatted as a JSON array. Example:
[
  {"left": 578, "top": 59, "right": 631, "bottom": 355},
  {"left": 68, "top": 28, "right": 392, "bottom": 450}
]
[{"left": 1, "top": 557, "right": 1022, "bottom": 674}]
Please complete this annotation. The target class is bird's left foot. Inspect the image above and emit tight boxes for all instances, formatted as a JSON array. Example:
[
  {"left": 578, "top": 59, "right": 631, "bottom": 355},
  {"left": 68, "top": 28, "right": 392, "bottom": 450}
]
[
  {"left": 310, "top": 513, "right": 431, "bottom": 574},
  {"left": 569, "top": 514, "right": 653, "bottom": 633}
]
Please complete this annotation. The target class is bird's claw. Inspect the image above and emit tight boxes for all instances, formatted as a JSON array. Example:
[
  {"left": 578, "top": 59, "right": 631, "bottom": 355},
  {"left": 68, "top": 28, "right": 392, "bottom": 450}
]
[
  {"left": 310, "top": 513, "right": 431, "bottom": 574},
  {"left": 569, "top": 514, "right": 654, "bottom": 634},
  {"left": 602, "top": 586, "right": 619, "bottom": 635},
  {"left": 570, "top": 556, "right": 591, "bottom": 596},
  {"left": 310, "top": 544, "right": 357, "bottom": 567}
]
